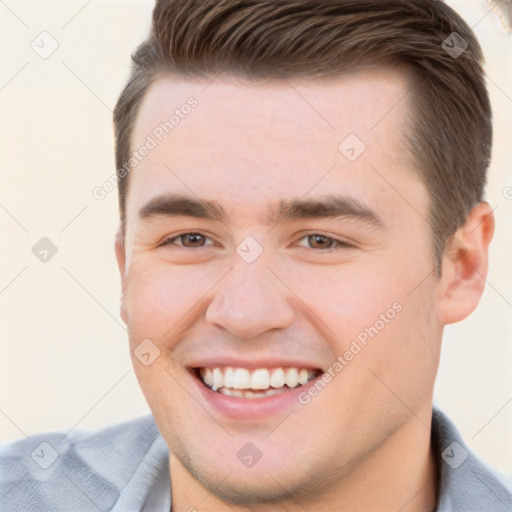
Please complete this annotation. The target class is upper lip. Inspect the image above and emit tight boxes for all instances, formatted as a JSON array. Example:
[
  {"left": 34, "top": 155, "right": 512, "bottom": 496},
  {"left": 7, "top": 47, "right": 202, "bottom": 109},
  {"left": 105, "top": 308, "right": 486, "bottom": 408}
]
[{"left": 187, "top": 356, "right": 323, "bottom": 372}]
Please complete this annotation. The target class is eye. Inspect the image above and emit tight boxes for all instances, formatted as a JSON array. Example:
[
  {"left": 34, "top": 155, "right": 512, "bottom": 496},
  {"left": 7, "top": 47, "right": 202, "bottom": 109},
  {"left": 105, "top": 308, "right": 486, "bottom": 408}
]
[
  {"left": 296, "top": 233, "right": 353, "bottom": 251},
  {"left": 159, "top": 232, "right": 352, "bottom": 251},
  {"left": 160, "top": 232, "right": 214, "bottom": 248}
]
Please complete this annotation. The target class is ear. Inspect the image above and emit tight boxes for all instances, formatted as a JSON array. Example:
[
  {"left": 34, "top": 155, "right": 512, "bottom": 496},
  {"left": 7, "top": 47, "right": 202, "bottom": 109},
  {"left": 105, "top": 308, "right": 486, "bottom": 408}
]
[
  {"left": 436, "top": 202, "right": 495, "bottom": 325},
  {"left": 115, "top": 228, "right": 126, "bottom": 276},
  {"left": 115, "top": 228, "right": 128, "bottom": 324}
]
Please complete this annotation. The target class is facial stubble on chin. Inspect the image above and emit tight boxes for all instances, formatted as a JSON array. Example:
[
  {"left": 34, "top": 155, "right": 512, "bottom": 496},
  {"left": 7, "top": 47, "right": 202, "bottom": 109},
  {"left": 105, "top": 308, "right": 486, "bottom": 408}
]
[{"left": 168, "top": 414, "right": 405, "bottom": 508}]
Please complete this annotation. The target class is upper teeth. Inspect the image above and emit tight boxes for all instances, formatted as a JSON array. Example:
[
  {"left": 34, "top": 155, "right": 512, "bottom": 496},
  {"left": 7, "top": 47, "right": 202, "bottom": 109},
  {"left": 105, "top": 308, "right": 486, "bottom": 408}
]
[{"left": 199, "top": 367, "right": 317, "bottom": 391}]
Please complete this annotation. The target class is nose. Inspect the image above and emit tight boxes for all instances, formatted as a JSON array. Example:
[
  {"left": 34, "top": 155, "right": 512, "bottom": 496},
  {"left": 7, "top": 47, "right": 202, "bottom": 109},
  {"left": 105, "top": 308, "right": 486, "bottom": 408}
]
[{"left": 204, "top": 256, "right": 295, "bottom": 340}]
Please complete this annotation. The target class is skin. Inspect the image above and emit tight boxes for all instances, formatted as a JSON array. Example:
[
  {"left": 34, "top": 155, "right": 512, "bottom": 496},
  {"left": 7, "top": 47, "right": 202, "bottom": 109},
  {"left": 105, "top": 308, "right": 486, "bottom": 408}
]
[{"left": 115, "top": 67, "right": 494, "bottom": 511}]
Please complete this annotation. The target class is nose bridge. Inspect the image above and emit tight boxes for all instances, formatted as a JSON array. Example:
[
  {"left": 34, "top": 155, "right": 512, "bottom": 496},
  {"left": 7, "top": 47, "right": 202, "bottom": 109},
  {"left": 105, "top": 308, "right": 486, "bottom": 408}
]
[{"left": 204, "top": 249, "right": 295, "bottom": 339}]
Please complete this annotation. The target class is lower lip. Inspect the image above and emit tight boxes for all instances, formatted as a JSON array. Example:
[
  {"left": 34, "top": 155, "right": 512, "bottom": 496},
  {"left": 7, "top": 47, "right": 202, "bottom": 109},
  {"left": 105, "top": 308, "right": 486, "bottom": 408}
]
[{"left": 190, "top": 370, "right": 321, "bottom": 420}]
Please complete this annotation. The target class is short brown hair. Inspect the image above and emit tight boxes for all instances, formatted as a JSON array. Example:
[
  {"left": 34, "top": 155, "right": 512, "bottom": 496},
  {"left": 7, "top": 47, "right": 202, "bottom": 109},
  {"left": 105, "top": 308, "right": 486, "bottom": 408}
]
[{"left": 113, "top": 0, "right": 492, "bottom": 269}]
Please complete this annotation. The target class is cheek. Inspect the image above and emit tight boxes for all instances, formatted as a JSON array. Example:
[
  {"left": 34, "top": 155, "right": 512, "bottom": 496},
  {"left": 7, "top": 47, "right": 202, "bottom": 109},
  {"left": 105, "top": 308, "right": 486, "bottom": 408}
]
[
  {"left": 122, "top": 258, "right": 229, "bottom": 343},
  {"left": 123, "top": 262, "right": 189, "bottom": 338},
  {"left": 288, "top": 257, "right": 437, "bottom": 377},
  {"left": 282, "top": 261, "right": 404, "bottom": 345}
]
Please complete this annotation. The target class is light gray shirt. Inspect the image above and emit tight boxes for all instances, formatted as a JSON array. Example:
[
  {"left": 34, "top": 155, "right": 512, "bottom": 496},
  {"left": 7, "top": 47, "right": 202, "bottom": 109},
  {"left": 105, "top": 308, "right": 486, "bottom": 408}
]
[{"left": 1, "top": 408, "right": 510, "bottom": 511}]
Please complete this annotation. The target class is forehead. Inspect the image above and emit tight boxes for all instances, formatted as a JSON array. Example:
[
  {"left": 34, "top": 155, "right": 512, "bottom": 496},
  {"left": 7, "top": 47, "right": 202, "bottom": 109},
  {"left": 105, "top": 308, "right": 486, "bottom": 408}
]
[
  {"left": 127, "top": 68, "right": 425, "bottom": 227},
  {"left": 133, "top": 67, "right": 414, "bottom": 142}
]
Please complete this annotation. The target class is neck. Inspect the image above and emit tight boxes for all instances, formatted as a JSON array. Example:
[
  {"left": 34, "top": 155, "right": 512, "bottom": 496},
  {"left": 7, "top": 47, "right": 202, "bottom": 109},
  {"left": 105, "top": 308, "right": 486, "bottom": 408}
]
[{"left": 169, "top": 406, "right": 438, "bottom": 512}]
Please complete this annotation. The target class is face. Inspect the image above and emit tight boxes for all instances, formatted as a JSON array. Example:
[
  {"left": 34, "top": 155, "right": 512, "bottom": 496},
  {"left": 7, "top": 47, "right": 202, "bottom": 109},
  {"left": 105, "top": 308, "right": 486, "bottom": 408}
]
[{"left": 117, "top": 68, "right": 444, "bottom": 505}]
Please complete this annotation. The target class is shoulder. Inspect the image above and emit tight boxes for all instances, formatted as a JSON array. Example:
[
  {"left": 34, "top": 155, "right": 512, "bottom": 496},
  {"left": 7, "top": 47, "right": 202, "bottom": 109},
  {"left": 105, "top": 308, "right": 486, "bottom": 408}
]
[
  {"left": 0, "top": 415, "right": 167, "bottom": 512},
  {"left": 432, "top": 407, "right": 512, "bottom": 511}
]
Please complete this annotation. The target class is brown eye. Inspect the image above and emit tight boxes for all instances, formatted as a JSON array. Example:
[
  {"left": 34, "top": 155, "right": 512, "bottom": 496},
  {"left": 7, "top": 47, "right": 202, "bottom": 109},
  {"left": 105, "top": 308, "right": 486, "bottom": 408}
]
[
  {"left": 180, "top": 233, "right": 206, "bottom": 247},
  {"left": 160, "top": 232, "right": 212, "bottom": 248},
  {"left": 296, "top": 233, "right": 353, "bottom": 251},
  {"left": 307, "top": 234, "right": 336, "bottom": 249}
]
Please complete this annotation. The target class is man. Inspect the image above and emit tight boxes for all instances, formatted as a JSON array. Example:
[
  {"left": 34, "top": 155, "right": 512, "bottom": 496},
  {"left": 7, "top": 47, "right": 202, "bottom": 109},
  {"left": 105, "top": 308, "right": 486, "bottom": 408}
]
[{"left": 1, "top": 0, "right": 511, "bottom": 510}]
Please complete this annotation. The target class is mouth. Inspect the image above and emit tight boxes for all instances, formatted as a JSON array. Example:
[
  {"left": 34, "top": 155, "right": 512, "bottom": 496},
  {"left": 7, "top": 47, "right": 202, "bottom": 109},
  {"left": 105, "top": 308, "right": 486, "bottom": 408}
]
[{"left": 194, "top": 366, "right": 322, "bottom": 399}]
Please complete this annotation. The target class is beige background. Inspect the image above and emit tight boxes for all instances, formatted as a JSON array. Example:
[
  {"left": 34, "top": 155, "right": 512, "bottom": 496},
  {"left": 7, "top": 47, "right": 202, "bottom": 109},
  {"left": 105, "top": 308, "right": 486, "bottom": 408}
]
[{"left": 1, "top": 0, "right": 511, "bottom": 480}]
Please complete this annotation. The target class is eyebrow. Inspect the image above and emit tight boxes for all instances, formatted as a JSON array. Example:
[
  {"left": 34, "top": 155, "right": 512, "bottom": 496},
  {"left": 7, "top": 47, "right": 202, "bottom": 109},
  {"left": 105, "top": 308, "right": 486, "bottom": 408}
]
[{"left": 138, "top": 193, "right": 384, "bottom": 228}]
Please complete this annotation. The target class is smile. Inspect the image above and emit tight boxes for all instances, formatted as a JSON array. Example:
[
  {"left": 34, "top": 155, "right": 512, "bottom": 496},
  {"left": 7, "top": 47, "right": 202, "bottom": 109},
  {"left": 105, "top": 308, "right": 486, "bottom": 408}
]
[{"left": 198, "top": 366, "right": 320, "bottom": 399}]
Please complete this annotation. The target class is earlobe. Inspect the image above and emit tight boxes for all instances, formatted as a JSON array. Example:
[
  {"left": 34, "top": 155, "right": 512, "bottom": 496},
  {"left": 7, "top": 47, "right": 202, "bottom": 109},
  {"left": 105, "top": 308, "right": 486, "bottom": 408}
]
[{"left": 436, "top": 202, "right": 495, "bottom": 325}]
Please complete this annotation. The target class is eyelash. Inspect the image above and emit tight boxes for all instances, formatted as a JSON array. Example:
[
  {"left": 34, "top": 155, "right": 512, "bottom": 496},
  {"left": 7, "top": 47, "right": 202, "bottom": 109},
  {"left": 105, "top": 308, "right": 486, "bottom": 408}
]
[{"left": 159, "top": 232, "right": 353, "bottom": 251}]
